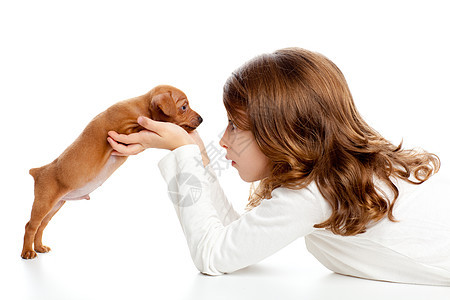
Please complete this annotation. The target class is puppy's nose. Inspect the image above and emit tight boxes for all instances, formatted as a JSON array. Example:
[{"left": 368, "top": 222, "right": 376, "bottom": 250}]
[{"left": 198, "top": 116, "right": 203, "bottom": 124}]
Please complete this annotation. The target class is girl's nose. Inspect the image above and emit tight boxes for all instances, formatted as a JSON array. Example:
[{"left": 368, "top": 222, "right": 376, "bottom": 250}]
[
  {"left": 219, "top": 129, "right": 228, "bottom": 149},
  {"left": 219, "top": 136, "right": 227, "bottom": 149}
]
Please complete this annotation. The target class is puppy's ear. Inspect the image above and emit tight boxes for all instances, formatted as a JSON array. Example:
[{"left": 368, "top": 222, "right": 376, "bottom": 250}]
[{"left": 150, "top": 92, "right": 176, "bottom": 117}]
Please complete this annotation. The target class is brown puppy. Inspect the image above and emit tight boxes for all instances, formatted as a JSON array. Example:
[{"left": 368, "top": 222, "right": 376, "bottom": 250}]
[{"left": 22, "top": 85, "right": 202, "bottom": 259}]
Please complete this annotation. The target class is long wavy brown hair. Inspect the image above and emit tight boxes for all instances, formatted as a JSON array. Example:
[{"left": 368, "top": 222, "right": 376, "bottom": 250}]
[{"left": 223, "top": 47, "right": 440, "bottom": 236}]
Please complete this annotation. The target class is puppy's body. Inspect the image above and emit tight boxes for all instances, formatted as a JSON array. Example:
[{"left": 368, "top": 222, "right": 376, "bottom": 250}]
[
  {"left": 22, "top": 85, "right": 202, "bottom": 259},
  {"left": 31, "top": 96, "right": 146, "bottom": 201}
]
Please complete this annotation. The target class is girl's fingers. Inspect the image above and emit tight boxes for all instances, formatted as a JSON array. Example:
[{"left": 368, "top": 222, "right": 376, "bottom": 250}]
[
  {"left": 107, "top": 137, "right": 144, "bottom": 155},
  {"left": 108, "top": 117, "right": 191, "bottom": 152},
  {"left": 120, "top": 144, "right": 145, "bottom": 155},
  {"left": 108, "top": 131, "right": 141, "bottom": 144},
  {"left": 137, "top": 116, "right": 162, "bottom": 135},
  {"left": 107, "top": 136, "right": 127, "bottom": 152},
  {"left": 111, "top": 150, "right": 128, "bottom": 157}
]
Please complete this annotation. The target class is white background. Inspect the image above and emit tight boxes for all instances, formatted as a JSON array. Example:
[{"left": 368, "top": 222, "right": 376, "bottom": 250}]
[{"left": 1, "top": 0, "right": 449, "bottom": 299}]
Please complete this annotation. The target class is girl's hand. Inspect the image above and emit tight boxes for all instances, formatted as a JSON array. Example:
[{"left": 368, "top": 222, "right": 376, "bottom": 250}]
[
  {"left": 107, "top": 116, "right": 196, "bottom": 156},
  {"left": 188, "top": 130, "right": 211, "bottom": 166}
]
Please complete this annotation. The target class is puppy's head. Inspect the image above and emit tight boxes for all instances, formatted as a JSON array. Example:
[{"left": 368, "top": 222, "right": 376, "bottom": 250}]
[{"left": 148, "top": 85, "right": 203, "bottom": 132}]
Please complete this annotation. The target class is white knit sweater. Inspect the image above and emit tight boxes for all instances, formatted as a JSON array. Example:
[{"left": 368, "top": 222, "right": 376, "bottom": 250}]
[{"left": 158, "top": 144, "right": 450, "bottom": 286}]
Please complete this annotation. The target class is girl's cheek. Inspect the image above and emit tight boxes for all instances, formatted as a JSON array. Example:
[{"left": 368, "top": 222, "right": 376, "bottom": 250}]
[
  {"left": 227, "top": 132, "right": 239, "bottom": 149},
  {"left": 220, "top": 129, "right": 232, "bottom": 149}
]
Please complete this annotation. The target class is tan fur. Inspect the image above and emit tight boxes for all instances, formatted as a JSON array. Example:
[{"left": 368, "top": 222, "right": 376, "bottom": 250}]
[{"left": 21, "top": 85, "right": 202, "bottom": 259}]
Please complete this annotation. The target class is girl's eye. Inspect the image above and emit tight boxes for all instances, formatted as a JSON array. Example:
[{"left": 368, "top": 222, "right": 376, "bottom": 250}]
[{"left": 228, "top": 119, "right": 237, "bottom": 131}]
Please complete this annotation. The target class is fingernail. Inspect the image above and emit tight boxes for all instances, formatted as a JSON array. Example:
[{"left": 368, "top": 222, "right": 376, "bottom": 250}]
[{"left": 137, "top": 116, "right": 144, "bottom": 124}]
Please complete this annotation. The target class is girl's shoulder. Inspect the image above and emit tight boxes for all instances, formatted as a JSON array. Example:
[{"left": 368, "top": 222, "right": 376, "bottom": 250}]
[
  {"left": 396, "top": 171, "right": 449, "bottom": 195},
  {"left": 268, "top": 181, "right": 331, "bottom": 219},
  {"left": 271, "top": 181, "right": 323, "bottom": 201},
  {"left": 390, "top": 172, "right": 450, "bottom": 218}
]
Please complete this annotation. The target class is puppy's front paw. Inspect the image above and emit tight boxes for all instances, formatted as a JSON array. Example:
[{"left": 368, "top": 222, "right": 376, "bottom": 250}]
[
  {"left": 21, "top": 250, "right": 37, "bottom": 259},
  {"left": 35, "top": 245, "right": 51, "bottom": 253}
]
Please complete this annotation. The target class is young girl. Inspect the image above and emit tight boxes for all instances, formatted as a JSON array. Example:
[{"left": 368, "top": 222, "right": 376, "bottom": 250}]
[{"left": 107, "top": 48, "right": 450, "bottom": 286}]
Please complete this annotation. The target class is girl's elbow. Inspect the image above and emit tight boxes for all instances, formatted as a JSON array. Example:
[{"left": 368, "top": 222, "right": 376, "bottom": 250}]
[
  {"left": 199, "top": 270, "right": 225, "bottom": 276},
  {"left": 194, "top": 261, "right": 225, "bottom": 276}
]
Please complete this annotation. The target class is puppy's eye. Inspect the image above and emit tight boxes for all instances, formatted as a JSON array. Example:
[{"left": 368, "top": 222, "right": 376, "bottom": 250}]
[{"left": 181, "top": 105, "right": 188, "bottom": 111}]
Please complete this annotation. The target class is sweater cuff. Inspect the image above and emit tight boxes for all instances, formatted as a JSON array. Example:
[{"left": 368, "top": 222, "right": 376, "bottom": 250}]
[
  {"left": 158, "top": 144, "right": 203, "bottom": 184},
  {"left": 171, "top": 144, "right": 202, "bottom": 162}
]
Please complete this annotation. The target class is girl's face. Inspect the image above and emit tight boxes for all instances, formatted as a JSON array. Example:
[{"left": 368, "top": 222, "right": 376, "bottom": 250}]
[{"left": 219, "top": 118, "right": 272, "bottom": 182}]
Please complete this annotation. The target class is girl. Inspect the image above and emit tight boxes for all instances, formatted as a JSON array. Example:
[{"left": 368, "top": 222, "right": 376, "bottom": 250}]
[{"left": 107, "top": 48, "right": 450, "bottom": 285}]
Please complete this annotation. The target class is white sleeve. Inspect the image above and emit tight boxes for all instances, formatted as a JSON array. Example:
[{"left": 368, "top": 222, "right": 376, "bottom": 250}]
[
  {"left": 202, "top": 163, "right": 241, "bottom": 225},
  {"left": 158, "top": 144, "right": 325, "bottom": 275}
]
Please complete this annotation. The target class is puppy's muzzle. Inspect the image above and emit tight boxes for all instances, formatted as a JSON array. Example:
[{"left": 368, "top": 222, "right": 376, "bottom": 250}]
[{"left": 181, "top": 115, "right": 203, "bottom": 132}]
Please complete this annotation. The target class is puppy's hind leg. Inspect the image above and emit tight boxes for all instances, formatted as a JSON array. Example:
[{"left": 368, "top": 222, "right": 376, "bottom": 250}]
[
  {"left": 34, "top": 200, "right": 66, "bottom": 253},
  {"left": 22, "top": 178, "right": 69, "bottom": 259}
]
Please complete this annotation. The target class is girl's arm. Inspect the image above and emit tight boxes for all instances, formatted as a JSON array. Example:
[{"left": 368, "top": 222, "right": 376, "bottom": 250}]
[
  {"left": 158, "top": 144, "right": 325, "bottom": 275},
  {"left": 187, "top": 130, "right": 241, "bottom": 225},
  {"left": 107, "top": 116, "right": 240, "bottom": 226},
  {"left": 202, "top": 164, "right": 241, "bottom": 225}
]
